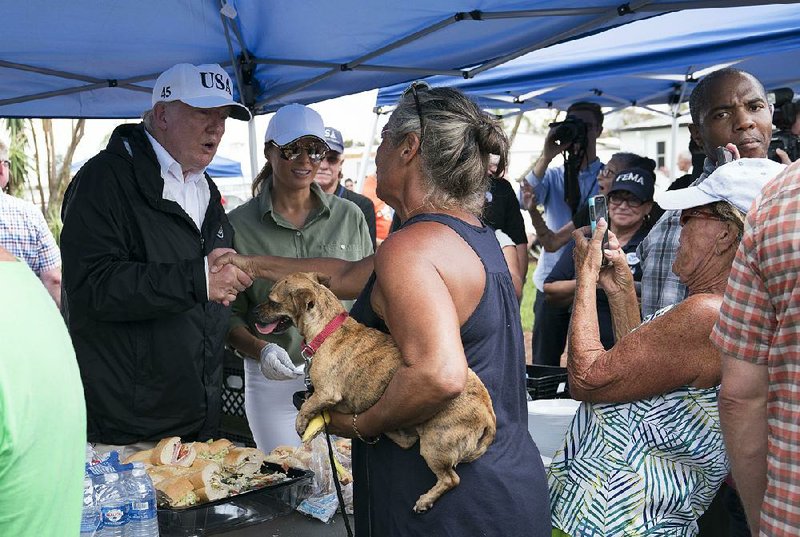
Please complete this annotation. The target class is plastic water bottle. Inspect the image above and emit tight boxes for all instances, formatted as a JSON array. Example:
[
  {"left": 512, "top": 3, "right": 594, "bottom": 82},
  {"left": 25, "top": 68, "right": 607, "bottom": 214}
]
[
  {"left": 94, "top": 471, "right": 129, "bottom": 537},
  {"left": 80, "top": 475, "right": 102, "bottom": 537},
  {"left": 125, "top": 462, "right": 160, "bottom": 537}
]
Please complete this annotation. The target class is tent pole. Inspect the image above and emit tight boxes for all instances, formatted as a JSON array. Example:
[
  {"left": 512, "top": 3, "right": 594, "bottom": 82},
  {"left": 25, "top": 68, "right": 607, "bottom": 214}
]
[
  {"left": 248, "top": 118, "right": 259, "bottom": 183},
  {"left": 356, "top": 110, "right": 381, "bottom": 193},
  {"left": 669, "top": 113, "right": 679, "bottom": 182}
]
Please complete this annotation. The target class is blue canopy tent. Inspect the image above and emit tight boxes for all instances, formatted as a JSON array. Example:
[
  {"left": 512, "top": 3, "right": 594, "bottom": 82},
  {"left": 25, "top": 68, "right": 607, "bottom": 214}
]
[
  {"left": 1, "top": 0, "right": 793, "bottom": 176},
  {"left": 376, "top": 3, "right": 800, "bottom": 179},
  {"left": 377, "top": 3, "right": 800, "bottom": 111},
  {"left": 206, "top": 155, "right": 243, "bottom": 179}
]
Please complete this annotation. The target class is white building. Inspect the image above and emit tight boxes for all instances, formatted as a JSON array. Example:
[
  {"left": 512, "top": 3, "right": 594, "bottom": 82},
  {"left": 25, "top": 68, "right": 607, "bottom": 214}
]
[{"left": 617, "top": 115, "right": 693, "bottom": 192}]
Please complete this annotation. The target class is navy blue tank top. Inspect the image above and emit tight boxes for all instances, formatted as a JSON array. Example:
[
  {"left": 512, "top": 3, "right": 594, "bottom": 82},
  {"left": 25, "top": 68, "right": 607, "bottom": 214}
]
[{"left": 350, "top": 213, "right": 551, "bottom": 537}]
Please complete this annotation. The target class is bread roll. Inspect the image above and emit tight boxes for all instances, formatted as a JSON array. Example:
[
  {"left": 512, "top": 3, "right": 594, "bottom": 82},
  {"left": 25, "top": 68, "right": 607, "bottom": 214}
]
[
  {"left": 151, "top": 437, "right": 181, "bottom": 466},
  {"left": 122, "top": 449, "right": 154, "bottom": 464},
  {"left": 158, "top": 477, "right": 198, "bottom": 507},
  {"left": 195, "top": 485, "right": 229, "bottom": 502},
  {"left": 223, "top": 447, "right": 267, "bottom": 476},
  {"left": 187, "top": 461, "right": 222, "bottom": 490}
]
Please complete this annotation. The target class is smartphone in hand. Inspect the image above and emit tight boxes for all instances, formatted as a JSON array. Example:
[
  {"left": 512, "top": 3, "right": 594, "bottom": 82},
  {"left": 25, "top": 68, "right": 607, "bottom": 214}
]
[
  {"left": 589, "top": 194, "right": 610, "bottom": 266},
  {"left": 715, "top": 146, "right": 734, "bottom": 166}
]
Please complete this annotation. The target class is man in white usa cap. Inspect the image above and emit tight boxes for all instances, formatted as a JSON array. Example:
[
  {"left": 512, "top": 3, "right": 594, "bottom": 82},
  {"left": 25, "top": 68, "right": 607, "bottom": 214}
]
[{"left": 61, "top": 63, "right": 254, "bottom": 457}]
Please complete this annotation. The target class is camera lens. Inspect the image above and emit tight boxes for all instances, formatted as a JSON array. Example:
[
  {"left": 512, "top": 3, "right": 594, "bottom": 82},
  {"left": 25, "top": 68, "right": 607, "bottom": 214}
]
[{"left": 553, "top": 122, "right": 580, "bottom": 145}]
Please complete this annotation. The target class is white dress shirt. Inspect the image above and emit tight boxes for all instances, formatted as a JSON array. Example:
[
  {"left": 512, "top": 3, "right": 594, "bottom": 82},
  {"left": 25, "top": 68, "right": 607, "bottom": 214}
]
[
  {"left": 144, "top": 130, "right": 212, "bottom": 299},
  {"left": 144, "top": 130, "right": 210, "bottom": 230}
]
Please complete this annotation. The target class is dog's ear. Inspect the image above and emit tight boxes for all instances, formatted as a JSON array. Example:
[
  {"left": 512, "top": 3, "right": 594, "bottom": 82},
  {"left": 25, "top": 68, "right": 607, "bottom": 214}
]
[
  {"left": 291, "top": 288, "right": 316, "bottom": 314},
  {"left": 309, "top": 272, "right": 332, "bottom": 289}
]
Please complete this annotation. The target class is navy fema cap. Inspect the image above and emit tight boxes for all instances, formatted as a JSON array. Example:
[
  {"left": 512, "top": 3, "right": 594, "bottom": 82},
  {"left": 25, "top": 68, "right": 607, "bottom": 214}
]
[
  {"left": 609, "top": 167, "right": 655, "bottom": 202},
  {"left": 324, "top": 127, "right": 344, "bottom": 153}
]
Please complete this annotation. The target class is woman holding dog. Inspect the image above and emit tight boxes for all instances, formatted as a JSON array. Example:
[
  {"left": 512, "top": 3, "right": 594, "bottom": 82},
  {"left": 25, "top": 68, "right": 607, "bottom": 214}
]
[
  {"left": 548, "top": 158, "right": 784, "bottom": 536},
  {"left": 225, "top": 104, "right": 372, "bottom": 453},
  {"left": 215, "top": 86, "right": 551, "bottom": 535}
]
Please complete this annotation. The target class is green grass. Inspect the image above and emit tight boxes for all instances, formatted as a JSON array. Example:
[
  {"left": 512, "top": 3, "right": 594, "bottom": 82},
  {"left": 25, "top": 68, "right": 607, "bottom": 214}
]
[{"left": 520, "top": 265, "right": 536, "bottom": 332}]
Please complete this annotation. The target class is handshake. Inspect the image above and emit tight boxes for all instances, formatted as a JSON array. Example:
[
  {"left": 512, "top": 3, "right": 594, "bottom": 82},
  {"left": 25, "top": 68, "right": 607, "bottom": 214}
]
[{"left": 206, "top": 248, "right": 255, "bottom": 307}]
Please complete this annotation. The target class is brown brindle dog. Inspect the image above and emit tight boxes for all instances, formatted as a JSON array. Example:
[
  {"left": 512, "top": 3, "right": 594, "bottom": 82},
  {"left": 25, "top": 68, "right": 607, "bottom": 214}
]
[{"left": 253, "top": 271, "right": 496, "bottom": 512}]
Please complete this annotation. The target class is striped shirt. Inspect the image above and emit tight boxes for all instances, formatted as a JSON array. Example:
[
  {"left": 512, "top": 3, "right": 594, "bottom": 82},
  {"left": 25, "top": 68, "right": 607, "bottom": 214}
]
[
  {"left": 637, "top": 159, "right": 716, "bottom": 317},
  {"left": 711, "top": 160, "right": 800, "bottom": 536},
  {"left": 0, "top": 192, "right": 60, "bottom": 276}
]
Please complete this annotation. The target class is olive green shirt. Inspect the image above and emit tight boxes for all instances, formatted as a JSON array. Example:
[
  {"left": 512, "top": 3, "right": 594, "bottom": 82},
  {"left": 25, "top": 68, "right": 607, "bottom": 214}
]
[{"left": 228, "top": 179, "right": 373, "bottom": 366}]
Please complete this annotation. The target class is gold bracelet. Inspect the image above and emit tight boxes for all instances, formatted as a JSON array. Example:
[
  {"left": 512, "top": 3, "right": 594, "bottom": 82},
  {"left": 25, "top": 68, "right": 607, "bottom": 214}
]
[{"left": 352, "top": 413, "right": 379, "bottom": 445}]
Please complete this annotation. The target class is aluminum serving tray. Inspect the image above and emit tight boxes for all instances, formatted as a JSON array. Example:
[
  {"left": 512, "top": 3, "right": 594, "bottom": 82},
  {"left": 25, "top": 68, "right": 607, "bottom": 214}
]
[{"left": 157, "top": 462, "right": 314, "bottom": 537}]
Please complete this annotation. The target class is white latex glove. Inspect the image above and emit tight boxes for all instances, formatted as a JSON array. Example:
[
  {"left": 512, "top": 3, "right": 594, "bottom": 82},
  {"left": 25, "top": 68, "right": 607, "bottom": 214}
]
[{"left": 259, "top": 343, "right": 303, "bottom": 381}]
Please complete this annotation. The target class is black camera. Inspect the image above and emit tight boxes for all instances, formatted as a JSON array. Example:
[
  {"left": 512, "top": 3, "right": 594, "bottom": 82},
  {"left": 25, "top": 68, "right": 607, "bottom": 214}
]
[
  {"left": 548, "top": 115, "right": 588, "bottom": 148},
  {"left": 768, "top": 87, "right": 800, "bottom": 162}
]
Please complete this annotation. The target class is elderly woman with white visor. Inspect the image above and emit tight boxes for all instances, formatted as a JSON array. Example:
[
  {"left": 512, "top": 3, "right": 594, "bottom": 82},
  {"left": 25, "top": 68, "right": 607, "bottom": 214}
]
[{"left": 548, "top": 157, "right": 785, "bottom": 537}]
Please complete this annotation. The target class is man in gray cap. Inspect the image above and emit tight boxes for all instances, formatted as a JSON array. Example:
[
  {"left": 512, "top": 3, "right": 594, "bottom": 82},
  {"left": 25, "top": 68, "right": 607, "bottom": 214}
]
[
  {"left": 314, "top": 126, "right": 377, "bottom": 249},
  {"left": 61, "top": 63, "right": 254, "bottom": 456}
]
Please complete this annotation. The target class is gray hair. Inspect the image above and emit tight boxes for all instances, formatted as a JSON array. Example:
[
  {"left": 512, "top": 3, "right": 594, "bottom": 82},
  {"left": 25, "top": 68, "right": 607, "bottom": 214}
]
[
  {"left": 710, "top": 200, "right": 746, "bottom": 241},
  {"left": 0, "top": 140, "right": 7, "bottom": 161},
  {"left": 384, "top": 86, "right": 509, "bottom": 215}
]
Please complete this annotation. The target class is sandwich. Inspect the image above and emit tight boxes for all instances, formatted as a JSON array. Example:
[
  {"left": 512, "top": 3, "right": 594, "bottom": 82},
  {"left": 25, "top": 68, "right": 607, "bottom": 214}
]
[
  {"left": 122, "top": 449, "right": 154, "bottom": 465},
  {"left": 156, "top": 477, "right": 199, "bottom": 508},
  {"left": 147, "top": 464, "right": 193, "bottom": 486},
  {"left": 187, "top": 461, "right": 223, "bottom": 491},
  {"left": 223, "top": 447, "right": 267, "bottom": 476},
  {"left": 150, "top": 436, "right": 197, "bottom": 467},
  {"left": 195, "top": 438, "right": 235, "bottom": 462},
  {"left": 188, "top": 461, "right": 230, "bottom": 502}
]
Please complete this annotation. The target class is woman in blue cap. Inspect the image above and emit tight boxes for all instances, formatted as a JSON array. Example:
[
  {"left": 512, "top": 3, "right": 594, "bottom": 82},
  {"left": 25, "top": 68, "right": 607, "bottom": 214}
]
[{"left": 544, "top": 163, "right": 656, "bottom": 350}]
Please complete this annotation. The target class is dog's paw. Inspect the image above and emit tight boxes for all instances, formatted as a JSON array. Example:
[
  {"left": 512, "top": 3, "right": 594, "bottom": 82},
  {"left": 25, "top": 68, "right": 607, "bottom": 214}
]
[
  {"left": 298, "top": 411, "right": 329, "bottom": 443},
  {"left": 413, "top": 497, "right": 433, "bottom": 513}
]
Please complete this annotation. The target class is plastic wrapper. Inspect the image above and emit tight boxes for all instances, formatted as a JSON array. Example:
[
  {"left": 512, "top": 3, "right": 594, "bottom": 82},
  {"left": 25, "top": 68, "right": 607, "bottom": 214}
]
[{"left": 296, "top": 435, "right": 352, "bottom": 523}]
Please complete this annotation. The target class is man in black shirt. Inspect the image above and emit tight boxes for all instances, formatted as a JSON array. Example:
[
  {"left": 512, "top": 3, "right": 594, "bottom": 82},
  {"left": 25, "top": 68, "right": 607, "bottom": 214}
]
[{"left": 314, "top": 126, "right": 377, "bottom": 249}]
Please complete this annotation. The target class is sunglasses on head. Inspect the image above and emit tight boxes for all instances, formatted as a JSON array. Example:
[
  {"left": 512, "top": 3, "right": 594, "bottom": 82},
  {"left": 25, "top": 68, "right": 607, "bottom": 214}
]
[
  {"left": 679, "top": 207, "right": 726, "bottom": 227},
  {"left": 269, "top": 140, "right": 328, "bottom": 164},
  {"left": 402, "top": 80, "right": 431, "bottom": 149}
]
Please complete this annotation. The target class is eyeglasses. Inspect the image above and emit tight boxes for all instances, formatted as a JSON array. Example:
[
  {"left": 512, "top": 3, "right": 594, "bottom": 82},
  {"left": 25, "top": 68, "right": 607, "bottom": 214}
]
[
  {"left": 0, "top": 160, "right": 9, "bottom": 167},
  {"left": 324, "top": 153, "right": 342, "bottom": 164},
  {"left": 679, "top": 208, "right": 727, "bottom": 227},
  {"left": 269, "top": 140, "right": 328, "bottom": 164},
  {"left": 402, "top": 81, "right": 431, "bottom": 149},
  {"left": 599, "top": 166, "right": 618, "bottom": 178},
  {"left": 608, "top": 192, "right": 645, "bottom": 208}
]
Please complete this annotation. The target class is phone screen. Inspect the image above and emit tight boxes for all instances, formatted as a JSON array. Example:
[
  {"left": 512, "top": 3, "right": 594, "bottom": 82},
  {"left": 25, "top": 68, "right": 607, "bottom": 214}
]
[{"left": 589, "top": 195, "right": 610, "bottom": 264}]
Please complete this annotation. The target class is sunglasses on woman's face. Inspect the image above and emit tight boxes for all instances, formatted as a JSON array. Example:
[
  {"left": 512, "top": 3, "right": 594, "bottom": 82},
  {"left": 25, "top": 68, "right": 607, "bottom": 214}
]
[
  {"left": 608, "top": 192, "right": 645, "bottom": 208},
  {"left": 270, "top": 140, "right": 328, "bottom": 163},
  {"left": 679, "top": 208, "right": 726, "bottom": 227}
]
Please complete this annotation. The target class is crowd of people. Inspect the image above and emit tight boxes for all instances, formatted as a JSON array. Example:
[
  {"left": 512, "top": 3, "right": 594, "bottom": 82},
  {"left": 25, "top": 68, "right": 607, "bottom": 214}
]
[{"left": 2, "top": 60, "right": 799, "bottom": 537}]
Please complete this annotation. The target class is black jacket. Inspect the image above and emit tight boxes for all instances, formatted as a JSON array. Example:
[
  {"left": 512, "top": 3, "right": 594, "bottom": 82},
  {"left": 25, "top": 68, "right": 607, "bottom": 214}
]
[
  {"left": 61, "top": 123, "right": 234, "bottom": 445},
  {"left": 336, "top": 185, "right": 377, "bottom": 250}
]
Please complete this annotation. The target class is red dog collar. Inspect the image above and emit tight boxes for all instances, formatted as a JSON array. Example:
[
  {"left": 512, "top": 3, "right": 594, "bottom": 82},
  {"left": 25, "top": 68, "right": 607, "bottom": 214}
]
[{"left": 301, "top": 312, "right": 349, "bottom": 359}]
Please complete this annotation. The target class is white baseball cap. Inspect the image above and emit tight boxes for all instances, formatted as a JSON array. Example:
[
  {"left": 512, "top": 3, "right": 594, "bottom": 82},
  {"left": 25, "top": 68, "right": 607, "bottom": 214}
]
[
  {"left": 152, "top": 63, "right": 251, "bottom": 121},
  {"left": 656, "top": 158, "right": 786, "bottom": 213},
  {"left": 265, "top": 104, "right": 327, "bottom": 146}
]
